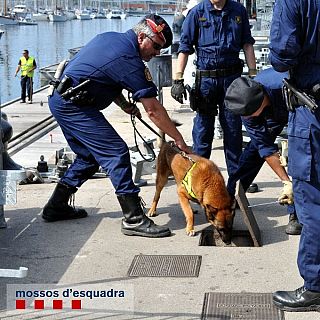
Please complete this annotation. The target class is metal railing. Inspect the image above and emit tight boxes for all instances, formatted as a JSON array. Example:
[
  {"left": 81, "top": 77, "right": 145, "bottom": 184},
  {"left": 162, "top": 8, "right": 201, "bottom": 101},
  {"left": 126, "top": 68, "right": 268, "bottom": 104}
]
[{"left": 6, "top": 115, "right": 58, "bottom": 156}]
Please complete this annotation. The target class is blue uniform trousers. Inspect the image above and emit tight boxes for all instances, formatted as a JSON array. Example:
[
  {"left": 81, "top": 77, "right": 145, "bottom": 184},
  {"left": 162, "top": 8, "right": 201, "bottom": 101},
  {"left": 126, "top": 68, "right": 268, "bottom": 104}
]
[
  {"left": 288, "top": 107, "right": 320, "bottom": 291},
  {"left": 49, "top": 92, "right": 140, "bottom": 195},
  {"left": 192, "top": 75, "right": 243, "bottom": 181}
]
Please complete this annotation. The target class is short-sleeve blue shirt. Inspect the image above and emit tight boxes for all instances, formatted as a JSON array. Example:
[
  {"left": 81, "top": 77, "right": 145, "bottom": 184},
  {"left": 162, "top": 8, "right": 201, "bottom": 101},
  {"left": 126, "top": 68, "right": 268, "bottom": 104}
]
[{"left": 178, "top": 0, "right": 254, "bottom": 69}]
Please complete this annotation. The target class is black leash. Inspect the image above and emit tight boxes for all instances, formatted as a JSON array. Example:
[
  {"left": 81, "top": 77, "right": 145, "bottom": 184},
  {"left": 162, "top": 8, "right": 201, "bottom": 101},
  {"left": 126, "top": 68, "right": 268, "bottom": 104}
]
[
  {"left": 127, "top": 92, "right": 193, "bottom": 163},
  {"left": 130, "top": 114, "right": 157, "bottom": 162}
]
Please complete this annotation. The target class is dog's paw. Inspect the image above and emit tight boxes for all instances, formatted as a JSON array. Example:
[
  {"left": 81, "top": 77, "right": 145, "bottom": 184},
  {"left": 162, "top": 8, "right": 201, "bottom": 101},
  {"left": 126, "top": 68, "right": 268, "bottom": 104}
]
[
  {"left": 186, "top": 228, "right": 195, "bottom": 237},
  {"left": 147, "top": 210, "right": 157, "bottom": 217}
]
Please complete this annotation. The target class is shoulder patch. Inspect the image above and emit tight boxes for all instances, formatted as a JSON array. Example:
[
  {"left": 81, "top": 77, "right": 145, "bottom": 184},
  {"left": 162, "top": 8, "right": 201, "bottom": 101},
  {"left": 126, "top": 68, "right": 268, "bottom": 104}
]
[
  {"left": 235, "top": 16, "right": 242, "bottom": 24},
  {"left": 144, "top": 67, "right": 153, "bottom": 81}
]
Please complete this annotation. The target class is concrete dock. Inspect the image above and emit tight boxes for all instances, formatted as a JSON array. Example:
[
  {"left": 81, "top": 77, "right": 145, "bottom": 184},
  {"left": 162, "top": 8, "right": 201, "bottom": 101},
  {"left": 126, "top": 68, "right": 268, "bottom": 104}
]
[{"left": 0, "top": 84, "right": 319, "bottom": 319}]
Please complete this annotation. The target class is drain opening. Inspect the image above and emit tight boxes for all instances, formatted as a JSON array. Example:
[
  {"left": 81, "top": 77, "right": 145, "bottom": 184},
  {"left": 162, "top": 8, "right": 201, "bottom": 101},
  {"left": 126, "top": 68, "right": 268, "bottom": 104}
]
[{"left": 199, "top": 227, "right": 254, "bottom": 247}]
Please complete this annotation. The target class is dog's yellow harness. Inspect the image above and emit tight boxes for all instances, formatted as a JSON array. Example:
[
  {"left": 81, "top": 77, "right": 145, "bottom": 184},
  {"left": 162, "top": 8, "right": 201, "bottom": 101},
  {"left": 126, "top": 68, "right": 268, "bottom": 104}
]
[{"left": 182, "top": 162, "right": 197, "bottom": 200}]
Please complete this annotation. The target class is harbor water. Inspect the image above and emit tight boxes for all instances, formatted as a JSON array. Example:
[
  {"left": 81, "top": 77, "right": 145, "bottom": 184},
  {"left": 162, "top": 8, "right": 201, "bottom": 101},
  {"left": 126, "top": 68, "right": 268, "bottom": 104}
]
[{"left": 0, "top": 15, "right": 174, "bottom": 104}]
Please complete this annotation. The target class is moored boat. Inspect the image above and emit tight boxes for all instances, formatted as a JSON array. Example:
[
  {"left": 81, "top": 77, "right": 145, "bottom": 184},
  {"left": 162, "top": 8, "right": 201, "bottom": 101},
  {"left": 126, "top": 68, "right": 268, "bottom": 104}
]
[
  {"left": 49, "top": 10, "right": 67, "bottom": 22},
  {"left": 17, "top": 15, "right": 38, "bottom": 25},
  {"left": 106, "top": 9, "right": 127, "bottom": 19},
  {"left": 32, "top": 12, "right": 49, "bottom": 21},
  {"left": 12, "top": 4, "right": 28, "bottom": 18},
  {"left": 76, "top": 9, "right": 91, "bottom": 20},
  {"left": 0, "top": 15, "right": 18, "bottom": 25}
]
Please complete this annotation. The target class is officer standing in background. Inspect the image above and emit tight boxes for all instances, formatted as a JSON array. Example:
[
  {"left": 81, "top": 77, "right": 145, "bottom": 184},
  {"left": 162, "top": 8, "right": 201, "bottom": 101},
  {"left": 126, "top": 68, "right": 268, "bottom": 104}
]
[
  {"left": 43, "top": 14, "right": 190, "bottom": 238},
  {"left": 15, "top": 49, "right": 37, "bottom": 104},
  {"left": 224, "top": 68, "right": 301, "bottom": 235},
  {"left": 171, "top": 0, "right": 256, "bottom": 191},
  {"left": 269, "top": 0, "right": 320, "bottom": 312}
]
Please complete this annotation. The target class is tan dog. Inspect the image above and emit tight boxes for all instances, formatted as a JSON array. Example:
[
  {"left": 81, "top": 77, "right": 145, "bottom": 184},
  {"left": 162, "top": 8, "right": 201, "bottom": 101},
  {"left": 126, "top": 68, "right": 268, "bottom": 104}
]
[{"left": 148, "top": 127, "right": 235, "bottom": 244}]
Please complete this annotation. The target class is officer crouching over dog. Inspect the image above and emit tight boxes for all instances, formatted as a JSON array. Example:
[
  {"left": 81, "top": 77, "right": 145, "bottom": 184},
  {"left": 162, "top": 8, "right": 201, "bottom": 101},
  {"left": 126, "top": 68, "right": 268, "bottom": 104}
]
[
  {"left": 43, "top": 14, "right": 191, "bottom": 238},
  {"left": 224, "top": 67, "right": 302, "bottom": 235}
]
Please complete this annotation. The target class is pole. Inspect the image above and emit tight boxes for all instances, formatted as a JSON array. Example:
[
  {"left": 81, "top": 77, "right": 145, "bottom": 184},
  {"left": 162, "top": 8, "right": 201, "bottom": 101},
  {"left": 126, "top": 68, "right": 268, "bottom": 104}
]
[
  {"left": 0, "top": 82, "right": 7, "bottom": 228},
  {"left": 157, "top": 64, "right": 163, "bottom": 105}
]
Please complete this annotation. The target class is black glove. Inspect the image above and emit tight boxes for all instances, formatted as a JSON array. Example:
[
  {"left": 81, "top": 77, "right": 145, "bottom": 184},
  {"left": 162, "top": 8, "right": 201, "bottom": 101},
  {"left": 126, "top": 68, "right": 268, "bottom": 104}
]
[{"left": 171, "top": 79, "right": 187, "bottom": 104}]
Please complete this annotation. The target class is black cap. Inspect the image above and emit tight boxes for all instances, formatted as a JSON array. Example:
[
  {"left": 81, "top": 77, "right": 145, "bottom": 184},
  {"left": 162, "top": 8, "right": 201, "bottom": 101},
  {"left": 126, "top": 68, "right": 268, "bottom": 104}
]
[
  {"left": 225, "top": 76, "right": 265, "bottom": 116},
  {"left": 144, "top": 14, "right": 173, "bottom": 48}
]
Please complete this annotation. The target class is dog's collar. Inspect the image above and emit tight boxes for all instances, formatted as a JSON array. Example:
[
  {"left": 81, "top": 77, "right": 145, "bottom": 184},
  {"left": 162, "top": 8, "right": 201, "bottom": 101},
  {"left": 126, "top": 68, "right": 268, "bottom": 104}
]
[{"left": 182, "top": 162, "right": 198, "bottom": 200}]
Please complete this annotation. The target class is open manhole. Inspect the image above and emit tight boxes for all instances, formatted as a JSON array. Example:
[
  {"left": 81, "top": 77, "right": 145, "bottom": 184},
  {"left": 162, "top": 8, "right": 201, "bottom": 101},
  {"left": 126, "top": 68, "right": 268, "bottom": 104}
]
[
  {"left": 127, "top": 255, "right": 202, "bottom": 277},
  {"left": 199, "top": 227, "right": 254, "bottom": 247},
  {"left": 201, "top": 292, "right": 284, "bottom": 319}
]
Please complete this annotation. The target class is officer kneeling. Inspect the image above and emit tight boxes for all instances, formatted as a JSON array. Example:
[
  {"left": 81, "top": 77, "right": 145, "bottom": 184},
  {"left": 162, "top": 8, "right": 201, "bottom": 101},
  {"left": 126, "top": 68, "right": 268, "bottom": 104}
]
[{"left": 224, "top": 68, "right": 301, "bottom": 235}]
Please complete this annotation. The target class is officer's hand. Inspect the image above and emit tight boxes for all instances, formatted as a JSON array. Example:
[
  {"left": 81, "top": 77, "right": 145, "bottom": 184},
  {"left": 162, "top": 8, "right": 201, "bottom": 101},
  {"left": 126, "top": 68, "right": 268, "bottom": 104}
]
[
  {"left": 248, "top": 68, "right": 258, "bottom": 78},
  {"left": 174, "top": 138, "right": 192, "bottom": 154},
  {"left": 124, "top": 103, "right": 141, "bottom": 118},
  {"left": 278, "top": 180, "right": 294, "bottom": 205},
  {"left": 171, "top": 79, "right": 187, "bottom": 104}
]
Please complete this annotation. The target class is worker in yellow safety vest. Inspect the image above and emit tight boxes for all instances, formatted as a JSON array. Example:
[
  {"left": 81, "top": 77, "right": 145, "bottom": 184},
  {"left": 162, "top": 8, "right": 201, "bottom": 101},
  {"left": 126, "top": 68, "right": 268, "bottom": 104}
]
[{"left": 15, "top": 49, "right": 37, "bottom": 104}]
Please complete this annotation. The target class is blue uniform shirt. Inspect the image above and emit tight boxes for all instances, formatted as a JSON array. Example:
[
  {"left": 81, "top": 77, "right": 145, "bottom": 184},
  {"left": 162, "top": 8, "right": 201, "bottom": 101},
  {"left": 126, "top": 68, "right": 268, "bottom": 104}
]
[
  {"left": 242, "top": 68, "right": 288, "bottom": 159},
  {"left": 178, "top": 0, "right": 254, "bottom": 68},
  {"left": 269, "top": 0, "right": 320, "bottom": 88},
  {"left": 61, "top": 29, "right": 158, "bottom": 108}
]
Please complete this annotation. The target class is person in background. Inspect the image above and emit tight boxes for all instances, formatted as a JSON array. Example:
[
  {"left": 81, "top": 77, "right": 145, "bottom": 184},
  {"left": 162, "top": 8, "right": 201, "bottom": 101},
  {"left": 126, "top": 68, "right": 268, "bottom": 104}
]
[
  {"left": 42, "top": 14, "right": 190, "bottom": 239},
  {"left": 171, "top": 0, "right": 256, "bottom": 196},
  {"left": 15, "top": 49, "right": 37, "bottom": 104},
  {"left": 269, "top": 0, "right": 320, "bottom": 312},
  {"left": 224, "top": 68, "right": 301, "bottom": 235}
]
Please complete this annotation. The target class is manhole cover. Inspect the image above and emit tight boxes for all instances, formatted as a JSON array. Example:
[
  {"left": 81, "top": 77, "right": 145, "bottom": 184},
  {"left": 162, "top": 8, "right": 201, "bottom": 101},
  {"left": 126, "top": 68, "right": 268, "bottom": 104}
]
[
  {"left": 127, "top": 255, "right": 202, "bottom": 277},
  {"left": 201, "top": 292, "right": 284, "bottom": 319}
]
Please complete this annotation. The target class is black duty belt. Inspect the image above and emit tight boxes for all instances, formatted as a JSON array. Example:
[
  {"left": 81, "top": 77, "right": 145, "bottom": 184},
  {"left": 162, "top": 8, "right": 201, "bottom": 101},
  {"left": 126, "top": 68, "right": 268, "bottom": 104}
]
[{"left": 197, "top": 64, "right": 243, "bottom": 78}]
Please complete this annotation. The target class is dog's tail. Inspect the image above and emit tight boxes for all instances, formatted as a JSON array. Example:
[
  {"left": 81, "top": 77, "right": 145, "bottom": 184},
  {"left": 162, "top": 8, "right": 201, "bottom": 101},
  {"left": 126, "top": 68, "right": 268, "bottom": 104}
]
[{"left": 157, "top": 119, "right": 182, "bottom": 147}]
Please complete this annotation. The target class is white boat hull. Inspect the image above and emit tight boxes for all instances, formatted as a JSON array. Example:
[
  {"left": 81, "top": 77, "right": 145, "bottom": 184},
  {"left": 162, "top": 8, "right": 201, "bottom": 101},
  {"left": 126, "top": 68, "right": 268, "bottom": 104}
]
[
  {"left": 32, "top": 13, "right": 49, "bottom": 21},
  {"left": 106, "top": 13, "right": 126, "bottom": 19},
  {"left": 76, "top": 13, "right": 91, "bottom": 20},
  {"left": 0, "top": 16, "right": 18, "bottom": 25},
  {"left": 49, "top": 14, "right": 67, "bottom": 22}
]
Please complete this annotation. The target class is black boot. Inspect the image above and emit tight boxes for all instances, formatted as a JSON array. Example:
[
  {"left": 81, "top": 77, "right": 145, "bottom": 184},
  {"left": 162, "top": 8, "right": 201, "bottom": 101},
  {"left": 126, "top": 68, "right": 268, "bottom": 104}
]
[
  {"left": 273, "top": 286, "right": 320, "bottom": 312},
  {"left": 247, "top": 183, "right": 259, "bottom": 193},
  {"left": 42, "top": 183, "right": 88, "bottom": 222},
  {"left": 285, "top": 213, "right": 302, "bottom": 235},
  {"left": 117, "top": 194, "right": 171, "bottom": 238}
]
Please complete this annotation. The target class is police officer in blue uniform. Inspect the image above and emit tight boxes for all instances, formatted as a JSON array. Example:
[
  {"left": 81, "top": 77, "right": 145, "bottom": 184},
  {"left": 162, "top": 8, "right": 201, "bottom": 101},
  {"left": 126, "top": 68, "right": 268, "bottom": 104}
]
[
  {"left": 269, "top": 0, "right": 320, "bottom": 312},
  {"left": 171, "top": 0, "right": 256, "bottom": 188},
  {"left": 224, "top": 68, "right": 301, "bottom": 235},
  {"left": 42, "top": 15, "right": 190, "bottom": 238}
]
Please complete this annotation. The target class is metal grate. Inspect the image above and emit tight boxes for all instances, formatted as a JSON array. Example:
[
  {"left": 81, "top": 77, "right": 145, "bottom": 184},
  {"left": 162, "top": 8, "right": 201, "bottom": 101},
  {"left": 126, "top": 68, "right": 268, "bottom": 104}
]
[
  {"left": 127, "top": 255, "right": 202, "bottom": 277},
  {"left": 201, "top": 292, "right": 284, "bottom": 320}
]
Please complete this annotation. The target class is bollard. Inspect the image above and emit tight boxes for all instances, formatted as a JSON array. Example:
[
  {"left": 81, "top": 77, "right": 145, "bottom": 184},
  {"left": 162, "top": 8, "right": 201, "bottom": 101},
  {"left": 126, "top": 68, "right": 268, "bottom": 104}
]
[
  {"left": 0, "top": 112, "right": 26, "bottom": 228},
  {"left": 147, "top": 54, "right": 172, "bottom": 105}
]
